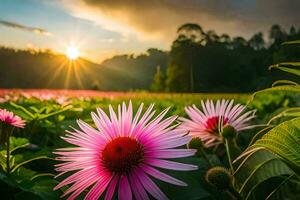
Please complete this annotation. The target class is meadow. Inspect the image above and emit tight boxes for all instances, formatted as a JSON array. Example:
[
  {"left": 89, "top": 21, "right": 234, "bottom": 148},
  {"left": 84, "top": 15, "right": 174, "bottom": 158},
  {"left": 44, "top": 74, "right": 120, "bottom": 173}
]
[
  {"left": 0, "top": 89, "right": 298, "bottom": 199},
  {"left": 1, "top": 1, "right": 299, "bottom": 199}
]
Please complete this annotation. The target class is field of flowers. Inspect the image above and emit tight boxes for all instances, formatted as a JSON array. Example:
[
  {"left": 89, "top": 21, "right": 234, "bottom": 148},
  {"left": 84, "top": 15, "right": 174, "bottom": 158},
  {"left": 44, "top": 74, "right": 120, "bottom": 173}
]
[{"left": 0, "top": 89, "right": 299, "bottom": 200}]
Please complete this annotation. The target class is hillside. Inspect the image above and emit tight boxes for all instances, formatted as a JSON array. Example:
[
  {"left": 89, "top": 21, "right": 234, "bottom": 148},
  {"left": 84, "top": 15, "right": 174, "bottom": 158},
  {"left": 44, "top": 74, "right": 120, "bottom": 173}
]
[{"left": 0, "top": 47, "right": 168, "bottom": 90}]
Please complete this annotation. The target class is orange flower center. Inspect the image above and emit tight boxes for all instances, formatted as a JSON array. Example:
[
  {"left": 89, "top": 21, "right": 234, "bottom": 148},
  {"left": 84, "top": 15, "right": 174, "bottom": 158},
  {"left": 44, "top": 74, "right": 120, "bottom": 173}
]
[{"left": 102, "top": 137, "right": 144, "bottom": 174}]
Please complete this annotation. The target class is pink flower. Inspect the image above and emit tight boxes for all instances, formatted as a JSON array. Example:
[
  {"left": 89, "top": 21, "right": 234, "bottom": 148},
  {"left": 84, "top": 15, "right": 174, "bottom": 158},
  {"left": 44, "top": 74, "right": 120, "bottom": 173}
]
[
  {"left": 0, "top": 109, "right": 25, "bottom": 128},
  {"left": 179, "top": 99, "right": 256, "bottom": 147},
  {"left": 54, "top": 102, "right": 197, "bottom": 200}
]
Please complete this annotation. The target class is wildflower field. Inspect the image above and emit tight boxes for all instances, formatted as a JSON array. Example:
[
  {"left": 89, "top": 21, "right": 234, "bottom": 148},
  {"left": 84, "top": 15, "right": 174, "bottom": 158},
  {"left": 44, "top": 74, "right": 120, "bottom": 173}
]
[
  {"left": 2, "top": 1, "right": 300, "bottom": 199},
  {"left": 0, "top": 89, "right": 299, "bottom": 200}
]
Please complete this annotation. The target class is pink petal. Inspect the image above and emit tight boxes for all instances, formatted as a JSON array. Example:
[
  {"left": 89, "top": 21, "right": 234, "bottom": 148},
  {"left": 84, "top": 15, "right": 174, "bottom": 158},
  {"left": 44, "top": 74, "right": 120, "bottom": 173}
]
[
  {"left": 147, "top": 158, "right": 198, "bottom": 171},
  {"left": 142, "top": 164, "right": 187, "bottom": 186},
  {"left": 118, "top": 175, "right": 132, "bottom": 200},
  {"left": 145, "top": 149, "right": 196, "bottom": 159},
  {"left": 104, "top": 175, "right": 119, "bottom": 200},
  {"left": 129, "top": 171, "right": 150, "bottom": 200},
  {"left": 84, "top": 175, "right": 112, "bottom": 200},
  {"left": 136, "top": 168, "right": 168, "bottom": 200}
]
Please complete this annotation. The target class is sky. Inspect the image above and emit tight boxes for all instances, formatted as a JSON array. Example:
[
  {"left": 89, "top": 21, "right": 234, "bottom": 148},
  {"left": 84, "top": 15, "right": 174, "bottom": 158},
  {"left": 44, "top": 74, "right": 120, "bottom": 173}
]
[{"left": 0, "top": 0, "right": 299, "bottom": 63}]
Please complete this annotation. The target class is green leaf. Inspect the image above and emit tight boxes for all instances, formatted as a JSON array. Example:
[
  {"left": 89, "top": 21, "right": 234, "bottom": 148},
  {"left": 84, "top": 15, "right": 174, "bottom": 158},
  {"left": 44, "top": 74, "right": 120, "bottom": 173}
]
[
  {"left": 36, "top": 105, "right": 72, "bottom": 121},
  {"left": 9, "top": 137, "right": 29, "bottom": 151},
  {"left": 268, "top": 107, "right": 300, "bottom": 125},
  {"left": 11, "top": 156, "right": 52, "bottom": 173},
  {"left": 0, "top": 168, "right": 61, "bottom": 200},
  {"left": 0, "top": 151, "right": 7, "bottom": 171},
  {"left": 272, "top": 80, "right": 298, "bottom": 87},
  {"left": 23, "top": 178, "right": 61, "bottom": 200},
  {"left": 248, "top": 126, "right": 274, "bottom": 146},
  {"left": 270, "top": 64, "right": 300, "bottom": 77},
  {"left": 234, "top": 150, "right": 294, "bottom": 199},
  {"left": 265, "top": 174, "right": 295, "bottom": 200},
  {"left": 246, "top": 176, "right": 300, "bottom": 200},
  {"left": 242, "top": 118, "right": 300, "bottom": 176},
  {"left": 282, "top": 40, "right": 300, "bottom": 45},
  {"left": 270, "top": 62, "right": 300, "bottom": 68},
  {"left": 250, "top": 85, "right": 300, "bottom": 102},
  {"left": 235, "top": 118, "right": 300, "bottom": 199},
  {"left": 9, "top": 102, "right": 35, "bottom": 119}
]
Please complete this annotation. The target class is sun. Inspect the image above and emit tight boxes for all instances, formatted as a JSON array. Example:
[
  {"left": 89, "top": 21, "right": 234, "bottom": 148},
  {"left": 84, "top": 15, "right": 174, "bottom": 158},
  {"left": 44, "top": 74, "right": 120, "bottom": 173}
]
[{"left": 66, "top": 46, "right": 79, "bottom": 60}]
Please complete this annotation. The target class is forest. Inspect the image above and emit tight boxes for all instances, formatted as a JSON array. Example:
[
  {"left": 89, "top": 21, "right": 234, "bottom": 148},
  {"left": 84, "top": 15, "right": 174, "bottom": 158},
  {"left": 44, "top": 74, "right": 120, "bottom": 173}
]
[{"left": 0, "top": 23, "right": 300, "bottom": 92}]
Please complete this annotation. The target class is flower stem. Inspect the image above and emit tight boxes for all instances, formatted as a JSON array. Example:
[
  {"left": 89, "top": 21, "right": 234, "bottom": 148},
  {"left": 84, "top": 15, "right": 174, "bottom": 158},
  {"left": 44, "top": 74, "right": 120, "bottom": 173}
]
[
  {"left": 6, "top": 131, "right": 10, "bottom": 174},
  {"left": 225, "top": 139, "right": 234, "bottom": 173},
  {"left": 228, "top": 186, "right": 243, "bottom": 200},
  {"left": 6, "top": 127, "right": 13, "bottom": 175},
  {"left": 199, "top": 148, "right": 213, "bottom": 167}
]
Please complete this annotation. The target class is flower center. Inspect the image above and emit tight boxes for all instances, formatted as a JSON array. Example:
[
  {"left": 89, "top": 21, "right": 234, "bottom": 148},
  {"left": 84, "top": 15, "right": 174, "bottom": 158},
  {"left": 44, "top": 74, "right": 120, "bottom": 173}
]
[
  {"left": 102, "top": 137, "right": 144, "bottom": 174},
  {"left": 205, "top": 116, "right": 229, "bottom": 134}
]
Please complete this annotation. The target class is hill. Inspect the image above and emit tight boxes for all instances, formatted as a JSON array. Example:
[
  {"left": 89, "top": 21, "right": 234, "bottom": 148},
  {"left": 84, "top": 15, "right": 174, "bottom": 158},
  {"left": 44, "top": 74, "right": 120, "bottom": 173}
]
[{"left": 0, "top": 47, "right": 168, "bottom": 90}]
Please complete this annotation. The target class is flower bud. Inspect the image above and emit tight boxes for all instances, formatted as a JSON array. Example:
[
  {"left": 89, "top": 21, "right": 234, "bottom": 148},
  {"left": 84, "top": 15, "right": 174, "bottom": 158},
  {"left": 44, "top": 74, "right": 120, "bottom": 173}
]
[
  {"left": 187, "top": 137, "right": 206, "bottom": 157},
  {"left": 187, "top": 137, "right": 203, "bottom": 150},
  {"left": 221, "top": 125, "right": 237, "bottom": 140},
  {"left": 205, "top": 166, "right": 232, "bottom": 190}
]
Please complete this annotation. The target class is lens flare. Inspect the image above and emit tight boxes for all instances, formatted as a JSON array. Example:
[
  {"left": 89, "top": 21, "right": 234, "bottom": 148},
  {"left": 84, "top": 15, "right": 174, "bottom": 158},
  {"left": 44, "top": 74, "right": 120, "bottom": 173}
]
[{"left": 66, "top": 46, "right": 79, "bottom": 60}]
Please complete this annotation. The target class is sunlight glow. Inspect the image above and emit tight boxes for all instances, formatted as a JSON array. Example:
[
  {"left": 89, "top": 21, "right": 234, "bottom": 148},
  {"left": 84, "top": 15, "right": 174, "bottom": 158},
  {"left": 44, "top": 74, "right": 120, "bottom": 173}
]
[{"left": 66, "top": 46, "right": 79, "bottom": 60}]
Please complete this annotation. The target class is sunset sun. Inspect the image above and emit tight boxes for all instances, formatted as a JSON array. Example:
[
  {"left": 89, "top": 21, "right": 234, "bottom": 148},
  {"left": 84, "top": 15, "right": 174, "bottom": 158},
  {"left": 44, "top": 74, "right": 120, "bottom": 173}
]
[{"left": 66, "top": 46, "right": 79, "bottom": 60}]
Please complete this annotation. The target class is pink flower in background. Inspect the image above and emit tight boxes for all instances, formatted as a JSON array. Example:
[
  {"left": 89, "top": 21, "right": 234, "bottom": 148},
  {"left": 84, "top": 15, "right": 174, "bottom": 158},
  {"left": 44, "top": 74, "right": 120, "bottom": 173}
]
[
  {"left": 0, "top": 109, "right": 25, "bottom": 128},
  {"left": 0, "top": 97, "right": 6, "bottom": 103},
  {"left": 54, "top": 102, "right": 197, "bottom": 200},
  {"left": 179, "top": 99, "right": 256, "bottom": 147},
  {"left": 55, "top": 95, "right": 72, "bottom": 106},
  {"left": 32, "top": 92, "right": 55, "bottom": 101}
]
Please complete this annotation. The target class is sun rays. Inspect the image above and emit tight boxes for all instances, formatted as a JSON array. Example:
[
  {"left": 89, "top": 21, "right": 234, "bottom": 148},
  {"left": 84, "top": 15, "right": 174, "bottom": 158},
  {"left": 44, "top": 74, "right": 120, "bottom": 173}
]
[
  {"left": 66, "top": 46, "right": 79, "bottom": 60},
  {"left": 45, "top": 54, "right": 91, "bottom": 90}
]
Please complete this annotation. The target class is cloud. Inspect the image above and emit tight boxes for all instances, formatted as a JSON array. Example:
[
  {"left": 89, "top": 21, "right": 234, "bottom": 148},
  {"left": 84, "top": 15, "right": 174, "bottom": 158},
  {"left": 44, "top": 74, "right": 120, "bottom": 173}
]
[
  {"left": 62, "top": 0, "right": 300, "bottom": 43},
  {"left": 0, "top": 20, "right": 52, "bottom": 36}
]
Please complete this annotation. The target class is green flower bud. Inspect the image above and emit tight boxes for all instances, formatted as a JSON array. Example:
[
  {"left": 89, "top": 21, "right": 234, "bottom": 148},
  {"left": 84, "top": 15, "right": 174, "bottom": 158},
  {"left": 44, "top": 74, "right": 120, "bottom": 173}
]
[
  {"left": 221, "top": 125, "right": 237, "bottom": 140},
  {"left": 187, "top": 137, "right": 203, "bottom": 150},
  {"left": 205, "top": 166, "right": 232, "bottom": 190}
]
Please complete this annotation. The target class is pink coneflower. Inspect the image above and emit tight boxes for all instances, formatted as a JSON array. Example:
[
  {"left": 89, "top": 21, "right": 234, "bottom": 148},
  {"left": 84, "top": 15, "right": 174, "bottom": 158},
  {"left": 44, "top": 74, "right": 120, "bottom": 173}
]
[
  {"left": 55, "top": 95, "right": 72, "bottom": 106},
  {"left": 0, "top": 109, "right": 25, "bottom": 128},
  {"left": 179, "top": 99, "right": 256, "bottom": 147},
  {"left": 54, "top": 102, "right": 197, "bottom": 200}
]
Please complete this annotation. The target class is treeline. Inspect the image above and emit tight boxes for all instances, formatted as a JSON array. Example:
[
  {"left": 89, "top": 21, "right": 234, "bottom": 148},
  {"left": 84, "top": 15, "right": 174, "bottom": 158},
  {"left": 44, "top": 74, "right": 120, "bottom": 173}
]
[
  {"left": 151, "top": 24, "right": 300, "bottom": 92},
  {"left": 0, "top": 24, "right": 299, "bottom": 92},
  {"left": 0, "top": 47, "right": 167, "bottom": 90}
]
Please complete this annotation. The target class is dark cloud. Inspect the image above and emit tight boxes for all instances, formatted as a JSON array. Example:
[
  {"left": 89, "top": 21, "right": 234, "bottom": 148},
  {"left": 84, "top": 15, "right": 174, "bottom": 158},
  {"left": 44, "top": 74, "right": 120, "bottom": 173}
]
[
  {"left": 64, "top": 0, "right": 300, "bottom": 41},
  {"left": 0, "top": 20, "right": 52, "bottom": 36}
]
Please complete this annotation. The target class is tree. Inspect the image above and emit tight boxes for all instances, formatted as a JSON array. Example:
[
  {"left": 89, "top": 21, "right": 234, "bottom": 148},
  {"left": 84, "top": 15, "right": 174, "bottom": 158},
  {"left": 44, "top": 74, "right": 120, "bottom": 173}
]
[
  {"left": 177, "top": 23, "right": 205, "bottom": 43},
  {"left": 166, "top": 38, "right": 200, "bottom": 92},
  {"left": 269, "top": 24, "right": 287, "bottom": 50},
  {"left": 150, "top": 66, "right": 166, "bottom": 92},
  {"left": 205, "top": 30, "right": 220, "bottom": 44},
  {"left": 231, "top": 37, "right": 248, "bottom": 49},
  {"left": 248, "top": 32, "right": 265, "bottom": 50}
]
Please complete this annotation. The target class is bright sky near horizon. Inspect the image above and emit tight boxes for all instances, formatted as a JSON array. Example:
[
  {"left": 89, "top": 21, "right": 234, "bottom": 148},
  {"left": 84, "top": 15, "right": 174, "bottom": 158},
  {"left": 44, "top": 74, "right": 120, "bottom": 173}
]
[{"left": 0, "top": 0, "right": 299, "bottom": 63}]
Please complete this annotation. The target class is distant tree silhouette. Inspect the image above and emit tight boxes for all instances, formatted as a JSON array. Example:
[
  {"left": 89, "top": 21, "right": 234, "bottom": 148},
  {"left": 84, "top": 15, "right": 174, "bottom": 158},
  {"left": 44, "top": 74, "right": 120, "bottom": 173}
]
[
  {"left": 164, "top": 23, "right": 300, "bottom": 93},
  {"left": 249, "top": 32, "right": 265, "bottom": 50}
]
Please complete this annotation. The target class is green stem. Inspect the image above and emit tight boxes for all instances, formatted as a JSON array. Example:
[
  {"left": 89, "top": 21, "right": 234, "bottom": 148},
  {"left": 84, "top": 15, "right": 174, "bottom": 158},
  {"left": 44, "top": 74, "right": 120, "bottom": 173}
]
[
  {"left": 225, "top": 139, "right": 234, "bottom": 173},
  {"left": 228, "top": 186, "right": 243, "bottom": 200},
  {"left": 199, "top": 148, "right": 213, "bottom": 167},
  {"left": 6, "top": 128, "right": 14, "bottom": 175},
  {"left": 6, "top": 133, "right": 10, "bottom": 174}
]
